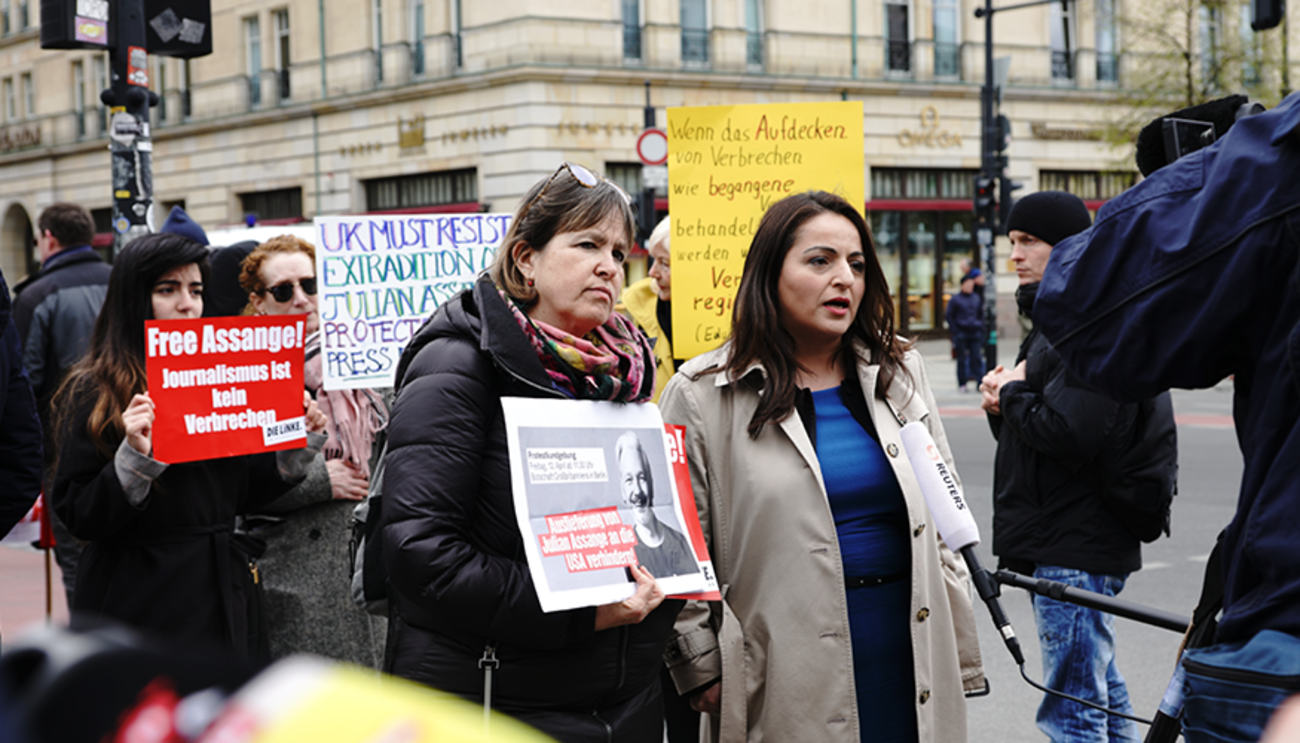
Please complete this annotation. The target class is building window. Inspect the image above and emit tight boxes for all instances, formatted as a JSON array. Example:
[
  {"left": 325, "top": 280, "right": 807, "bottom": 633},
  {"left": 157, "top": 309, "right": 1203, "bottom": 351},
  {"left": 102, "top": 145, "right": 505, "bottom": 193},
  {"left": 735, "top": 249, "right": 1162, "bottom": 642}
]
[
  {"left": 411, "top": 0, "right": 425, "bottom": 75},
  {"left": 744, "top": 0, "right": 763, "bottom": 67},
  {"left": 20, "top": 72, "right": 32, "bottom": 118},
  {"left": 933, "top": 0, "right": 958, "bottom": 77},
  {"left": 1239, "top": 3, "right": 1261, "bottom": 87},
  {"left": 1039, "top": 170, "right": 1137, "bottom": 201},
  {"left": 1, "top": 0, "right": 9, "bottom": 35},
  {"left": 1096, "top": 0, "right": 1118, "bottom": 83},
  {"left": 3, "top": 78, "right": 14, "bottom": 121},
  {"left": 1198, "top": 4, "right": 1223, "bottom": 92},
  {"left": 94, "top": 55, "right": 108, "bottom": 133},
  {"left": 623, "top": 0, "right": 641, "bottom": 61},
  {"left": 245, "top": 16, "right": 262, "bottom": 106},
  {"left": 365, "top": 169, "right": 477, "bottom": 211},
  {"left": 73, "top": 61, "right": 87, "bottom": 138},
  {"left": 180, "top": 59, "right": 192, "bottom": 118},
  {"left": 373, "top": 0, "right": 384, "bottom": 83},
  {"left": 605, "top": 163, "right": 642, "bottom": 197},
  {"left": 871, "top": 167, "right": 976, "bottom": 200},
  {"left": 90, "top": 208, "right": 113, "bottom": 234},
  {"left": 274, "top": 9, "right": 291, "bottom": 100},
  {"left": 16, "top": 0, "right": 25, "bottom": 29},
  {"left": 155, "top": 62, "right": 167, "bottom": 122},
  {"left": 451, "top": 0, "right": 462, "bottom": 69},
  {"left": 885, "top": 1, "right": 910, "bottom": 73},
  {"left": 240, "top": 187, "right": 303, "bottom": 221},
  {"left": 681, "top": 0, "right": 708, "bottom": 65},
  {"left": 1050, "top": 0, "right": 1074, "bottom": 80}
]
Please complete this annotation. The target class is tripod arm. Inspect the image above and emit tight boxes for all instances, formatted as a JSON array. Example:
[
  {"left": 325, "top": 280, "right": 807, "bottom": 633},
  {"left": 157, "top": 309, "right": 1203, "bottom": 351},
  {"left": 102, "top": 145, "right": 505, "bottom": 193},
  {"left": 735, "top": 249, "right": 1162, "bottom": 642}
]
[{"left": 995, "top": 570, "right": 1190, "bottom": 632}]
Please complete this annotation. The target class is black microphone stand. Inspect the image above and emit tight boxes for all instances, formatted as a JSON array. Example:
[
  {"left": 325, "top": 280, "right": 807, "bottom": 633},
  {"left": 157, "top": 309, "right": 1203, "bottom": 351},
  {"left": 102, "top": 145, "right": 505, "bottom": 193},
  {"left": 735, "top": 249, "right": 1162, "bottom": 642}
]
[{"left": 994, "top": 570, "right": 1190, "bottom": 632}]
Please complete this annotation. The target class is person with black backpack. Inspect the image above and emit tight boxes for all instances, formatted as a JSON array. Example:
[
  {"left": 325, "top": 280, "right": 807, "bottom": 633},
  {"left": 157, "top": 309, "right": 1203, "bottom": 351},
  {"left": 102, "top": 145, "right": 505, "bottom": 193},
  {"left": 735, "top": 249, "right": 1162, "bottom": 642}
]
[{"left": 979, "top": 191, "right": 1178, "bottom": 743}]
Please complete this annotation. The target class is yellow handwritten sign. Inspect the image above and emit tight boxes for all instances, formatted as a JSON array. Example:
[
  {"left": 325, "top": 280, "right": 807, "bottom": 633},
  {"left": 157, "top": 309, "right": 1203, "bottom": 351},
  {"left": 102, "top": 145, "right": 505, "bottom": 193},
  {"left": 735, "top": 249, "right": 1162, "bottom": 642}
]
[{"left": 666, "top": 101, "right": 864, "bottom": 358}]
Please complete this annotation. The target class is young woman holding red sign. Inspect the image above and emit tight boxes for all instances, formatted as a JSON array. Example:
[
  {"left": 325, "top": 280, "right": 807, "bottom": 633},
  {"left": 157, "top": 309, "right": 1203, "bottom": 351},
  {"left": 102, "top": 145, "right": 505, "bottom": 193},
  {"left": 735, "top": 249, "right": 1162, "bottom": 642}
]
[
  {"left": 50, "top": 233, "right": 327, "bottom": 655},
  {"left": 380, "top": 162, "right": 676, "bottom": 742}
]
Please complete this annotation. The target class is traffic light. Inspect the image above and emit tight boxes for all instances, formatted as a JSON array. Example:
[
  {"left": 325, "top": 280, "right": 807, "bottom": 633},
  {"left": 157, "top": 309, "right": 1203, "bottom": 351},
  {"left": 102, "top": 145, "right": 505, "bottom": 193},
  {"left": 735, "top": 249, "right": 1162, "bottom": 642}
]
[
  {"left": 998, "top": 176, "right": 1023, "bottom": 235},
  {"left": 974, "top": 176, "right": 996, "bottom": 224}
]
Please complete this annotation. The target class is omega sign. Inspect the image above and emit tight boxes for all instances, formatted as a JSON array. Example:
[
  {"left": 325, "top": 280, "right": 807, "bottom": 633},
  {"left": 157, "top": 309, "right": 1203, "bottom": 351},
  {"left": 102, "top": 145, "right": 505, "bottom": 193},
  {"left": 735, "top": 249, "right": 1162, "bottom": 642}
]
[
  {"left": 0, "top": 126, "right": 41, "bottom": 153},
  {"left": 898, "top": 106, "right": 962, "bottom": 149}
]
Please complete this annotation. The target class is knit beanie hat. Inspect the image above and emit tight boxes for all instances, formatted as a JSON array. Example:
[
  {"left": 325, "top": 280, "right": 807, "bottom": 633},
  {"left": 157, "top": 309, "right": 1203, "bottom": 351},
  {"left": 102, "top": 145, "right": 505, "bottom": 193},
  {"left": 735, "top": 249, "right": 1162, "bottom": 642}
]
[
  {"left": 1005, "top": 191, "right": 1092, "bottom": 247},
  {"left": 159, "top": 205, "right": 210, "bottom": 246}
]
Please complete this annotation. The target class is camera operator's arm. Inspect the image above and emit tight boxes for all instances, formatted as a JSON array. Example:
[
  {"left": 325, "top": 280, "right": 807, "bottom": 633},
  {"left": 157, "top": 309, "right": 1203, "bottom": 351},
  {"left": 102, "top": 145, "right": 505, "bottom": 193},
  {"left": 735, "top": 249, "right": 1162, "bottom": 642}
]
[{"left": 1034, "top": 105, "right": 1300, "bottom": 401}]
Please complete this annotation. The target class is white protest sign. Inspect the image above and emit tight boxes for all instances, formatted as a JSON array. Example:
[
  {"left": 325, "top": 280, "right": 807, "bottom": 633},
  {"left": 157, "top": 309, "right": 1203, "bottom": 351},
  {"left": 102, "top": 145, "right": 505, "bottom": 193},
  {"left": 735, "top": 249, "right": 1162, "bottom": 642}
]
[{"left": 314, "top": 213, "right": 512, "bottom": 390}]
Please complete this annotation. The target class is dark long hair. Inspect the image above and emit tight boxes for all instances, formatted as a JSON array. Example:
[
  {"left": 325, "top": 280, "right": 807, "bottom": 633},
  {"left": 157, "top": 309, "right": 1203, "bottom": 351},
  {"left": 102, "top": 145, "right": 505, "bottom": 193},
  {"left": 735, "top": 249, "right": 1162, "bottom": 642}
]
[
  {"left": 720, "top": 191, "right": 911, "bottom": 438},
  {"left": 53, "top": 233, "right": 210, "bottom": 457}
]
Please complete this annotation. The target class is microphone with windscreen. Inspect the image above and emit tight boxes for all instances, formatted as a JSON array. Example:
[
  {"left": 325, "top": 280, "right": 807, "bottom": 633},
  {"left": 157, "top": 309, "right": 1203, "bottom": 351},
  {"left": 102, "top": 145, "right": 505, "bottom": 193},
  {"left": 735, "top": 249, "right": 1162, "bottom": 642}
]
[{"left": 900, "top": 421, "right": 1025, "bottom": 666}]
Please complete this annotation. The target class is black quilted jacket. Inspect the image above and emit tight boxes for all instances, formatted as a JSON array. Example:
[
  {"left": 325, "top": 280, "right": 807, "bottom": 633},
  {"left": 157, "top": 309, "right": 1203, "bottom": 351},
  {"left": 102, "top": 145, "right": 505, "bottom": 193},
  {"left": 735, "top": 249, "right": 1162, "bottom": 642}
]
[{"left": 380, "top": 276, "right": 680, "bottom": 742}]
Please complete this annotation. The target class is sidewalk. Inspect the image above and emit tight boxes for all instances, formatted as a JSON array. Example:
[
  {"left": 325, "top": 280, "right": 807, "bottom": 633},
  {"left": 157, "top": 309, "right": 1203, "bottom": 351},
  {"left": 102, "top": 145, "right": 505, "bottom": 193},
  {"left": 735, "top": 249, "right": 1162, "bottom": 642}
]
[{"left": 0, "top": 545, "right": 70, "bottom": 644}]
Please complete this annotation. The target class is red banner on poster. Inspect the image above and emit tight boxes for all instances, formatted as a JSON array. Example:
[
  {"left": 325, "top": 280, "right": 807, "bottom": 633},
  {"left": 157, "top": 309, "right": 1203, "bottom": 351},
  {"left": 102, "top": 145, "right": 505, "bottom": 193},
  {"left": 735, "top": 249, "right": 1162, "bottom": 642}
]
[
  {"left": 665, "top": 423, "right": 722, "bottom": 601},
  {"left": 145, "top": 314, "right": 308, "bottom": 465}
]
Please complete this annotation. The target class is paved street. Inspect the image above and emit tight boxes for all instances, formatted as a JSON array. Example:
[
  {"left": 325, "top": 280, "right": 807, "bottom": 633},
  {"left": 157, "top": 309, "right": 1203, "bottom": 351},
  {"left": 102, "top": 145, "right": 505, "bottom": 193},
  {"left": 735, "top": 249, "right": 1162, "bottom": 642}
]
[
  {"left": 0, "top": 338, "right": 1245, "bottom": 743},
  {"left": 917, "top": 338, "right": 1242, "bottom": 743}
]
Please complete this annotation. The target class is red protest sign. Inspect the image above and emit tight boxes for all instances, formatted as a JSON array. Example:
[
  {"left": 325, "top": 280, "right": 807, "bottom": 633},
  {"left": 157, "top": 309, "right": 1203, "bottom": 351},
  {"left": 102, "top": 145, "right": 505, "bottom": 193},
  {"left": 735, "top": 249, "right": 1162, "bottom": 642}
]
[{"left": 146, "top": 314, "right": 308, "bottom": 464}]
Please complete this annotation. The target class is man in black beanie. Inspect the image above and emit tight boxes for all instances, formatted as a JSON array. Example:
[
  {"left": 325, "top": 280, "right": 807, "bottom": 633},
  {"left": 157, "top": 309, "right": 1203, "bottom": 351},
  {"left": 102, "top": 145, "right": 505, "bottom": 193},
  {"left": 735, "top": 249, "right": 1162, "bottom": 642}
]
[{"left": 980, "top": 191, "right": 1177, "bottom": 743}]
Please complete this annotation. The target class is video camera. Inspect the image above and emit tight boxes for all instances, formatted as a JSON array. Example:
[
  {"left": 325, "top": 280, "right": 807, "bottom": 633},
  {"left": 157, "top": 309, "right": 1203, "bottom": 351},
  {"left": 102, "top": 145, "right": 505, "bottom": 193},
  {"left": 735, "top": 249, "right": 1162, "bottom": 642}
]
[{"left": 1135, "top": 95, "right": 1268, "bottom": 175}]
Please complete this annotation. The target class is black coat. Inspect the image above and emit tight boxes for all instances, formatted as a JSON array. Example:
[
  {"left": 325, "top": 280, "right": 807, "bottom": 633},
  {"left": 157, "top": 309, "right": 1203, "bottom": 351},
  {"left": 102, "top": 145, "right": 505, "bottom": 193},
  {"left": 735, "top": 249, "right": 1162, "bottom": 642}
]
[
  {"left": 0, "top": 267, "right": 42, "bottom": 537},
  {"left": 53, "top": 382, "right": 302, "bottom": 653},
  {"left": 989, "top": 326, "right": 1149, "bottom": 576},
  {"left": 381, "top": 277, "right": 680, "bottom": 742}
]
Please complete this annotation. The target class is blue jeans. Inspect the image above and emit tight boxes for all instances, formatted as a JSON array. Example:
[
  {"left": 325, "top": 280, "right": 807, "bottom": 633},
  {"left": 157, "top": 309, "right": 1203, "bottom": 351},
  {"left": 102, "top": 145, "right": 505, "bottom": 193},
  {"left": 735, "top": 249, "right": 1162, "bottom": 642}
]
[
  {"left": 1032, "top": 566, "right": 1140, "bottom": 743},
  {"left": 953, "top": 331, "right": 985, "bottom": 386}
]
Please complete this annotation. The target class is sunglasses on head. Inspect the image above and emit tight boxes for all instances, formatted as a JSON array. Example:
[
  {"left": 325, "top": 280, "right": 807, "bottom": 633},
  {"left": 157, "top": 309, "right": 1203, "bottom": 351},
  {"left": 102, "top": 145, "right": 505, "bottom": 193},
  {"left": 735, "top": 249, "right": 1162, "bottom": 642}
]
[
  {"left": 519, "top": 162, "right": 633, "bottom": 220},
  {"left": 264, "top": 278, "right": 317, "bottom": 303}
]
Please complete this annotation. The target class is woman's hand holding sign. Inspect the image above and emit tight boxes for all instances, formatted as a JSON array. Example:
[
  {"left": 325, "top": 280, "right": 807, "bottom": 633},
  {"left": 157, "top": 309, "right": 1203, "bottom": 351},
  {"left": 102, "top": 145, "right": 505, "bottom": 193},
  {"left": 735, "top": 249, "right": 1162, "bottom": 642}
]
[
  {"left": 123, "top": 394, "right": 157, "bottom": 456},
  {"left": 327, "top": 460, "right": 369, "bottom": 501},
  {"left": 303, "top": 391, "right": 327, "bottom": 434},
  {"left": 594, "top": 564, "right": 665, "bottom": 632}
]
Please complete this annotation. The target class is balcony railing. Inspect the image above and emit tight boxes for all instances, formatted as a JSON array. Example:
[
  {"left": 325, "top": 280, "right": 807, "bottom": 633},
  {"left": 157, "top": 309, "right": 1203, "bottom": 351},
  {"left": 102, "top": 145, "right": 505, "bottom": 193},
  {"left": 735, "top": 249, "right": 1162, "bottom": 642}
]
[
  {"left": 746, "top": 32, "right": 762, "bottom": 67},
  {"left": 1051, "top": 50, "right": 1073, "bottom": 80},
  {"left": 624, "top": 23, "right": 641, "bottom": 60},
  {"left": 1096, "top": 52, "right": 1118, "bottom": 83},
  {"left": 886, "top": 39, "right": 911, "bottom": 72},
  {"left": 681, "top": 28, "right": 709, "bottom": 64},
  {"left": 412, "top": 40, "right": 426, "bottom": 75},
  {"left": 934, "top": 42, "right": 959, "bottom": 77},
  {"left": 246, "top": 74, "right": 261, "bottom": 106}
]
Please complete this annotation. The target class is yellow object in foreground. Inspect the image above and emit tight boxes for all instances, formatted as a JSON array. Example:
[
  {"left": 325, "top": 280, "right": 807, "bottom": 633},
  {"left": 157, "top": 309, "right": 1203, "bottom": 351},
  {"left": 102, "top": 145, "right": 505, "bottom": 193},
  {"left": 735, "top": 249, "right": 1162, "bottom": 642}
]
[{"left": 198, "top": 657, "right": 557, "bottom": 743}]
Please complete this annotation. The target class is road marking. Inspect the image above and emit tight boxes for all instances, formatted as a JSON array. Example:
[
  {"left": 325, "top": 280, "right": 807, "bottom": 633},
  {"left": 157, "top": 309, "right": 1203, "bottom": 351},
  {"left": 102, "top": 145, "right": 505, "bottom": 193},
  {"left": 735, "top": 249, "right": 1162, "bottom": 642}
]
[
  {"left": 1144, "top": 561, "right": 1173, "bottom": 570},
  {"left": 1187, "top": 553, "right": 1213, "bottom": 563},
  {"left": 937, "top": 407, "right": 1234, "bottom": 428}
]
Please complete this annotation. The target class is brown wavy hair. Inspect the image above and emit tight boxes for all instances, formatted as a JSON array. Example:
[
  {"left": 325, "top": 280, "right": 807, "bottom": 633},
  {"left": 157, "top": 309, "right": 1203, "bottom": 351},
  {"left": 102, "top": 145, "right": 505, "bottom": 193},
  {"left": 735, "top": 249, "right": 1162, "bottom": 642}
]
[
  {"left": 717, "top": 191, "right": 912, "bottom": 438},
  {"left": 489, "top": 164, "right": 636, "bottom": 305},
  {"left": 52, "top": 233, "right": 210, "bottom": 458}
]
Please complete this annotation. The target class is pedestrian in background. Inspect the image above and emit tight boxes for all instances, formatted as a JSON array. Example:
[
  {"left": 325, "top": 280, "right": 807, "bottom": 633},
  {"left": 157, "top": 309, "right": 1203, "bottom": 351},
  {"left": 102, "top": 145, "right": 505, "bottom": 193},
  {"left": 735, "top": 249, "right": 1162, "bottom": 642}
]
[
  {"left": 50, "top": 233, "right": 326, "bottom": 655},
  {"left": 945, "top": 271, "right": 985, "bottom": 393},
  {"left": 622, "top": 215, "right": 680, "bottom": 404},
  {"left": 0, "top": 265, "right": 42, "bottom": 560},
  {"left": 11, "top": 202, "right": 112, "bottom": 608},
  {"left": 661, "top": 191, "right": 984, "bottom": 743},
  {"left": 380, "top": 162, "right": 674, "bottom": 742},
  {"left": 238, "top": 234, "right": 389, "bottom": 667},
  {"left": 980, "top": 191, "right": 1176, "bottom": 743}
]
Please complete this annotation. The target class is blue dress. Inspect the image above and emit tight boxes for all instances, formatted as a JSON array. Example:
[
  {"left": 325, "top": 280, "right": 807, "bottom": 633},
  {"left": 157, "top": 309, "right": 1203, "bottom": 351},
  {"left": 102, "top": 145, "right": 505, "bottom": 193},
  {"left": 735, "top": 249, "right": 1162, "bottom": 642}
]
[{"left": 812, "top": 386, "right": 917, "bottom": 743}]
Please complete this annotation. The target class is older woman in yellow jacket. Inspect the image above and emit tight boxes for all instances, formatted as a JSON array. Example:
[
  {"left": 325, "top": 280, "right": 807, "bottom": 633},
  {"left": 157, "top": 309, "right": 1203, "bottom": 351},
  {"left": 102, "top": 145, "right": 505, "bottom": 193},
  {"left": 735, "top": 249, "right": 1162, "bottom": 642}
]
[{"left": 622, "top": 216, "right": 676, "bottom": 403}]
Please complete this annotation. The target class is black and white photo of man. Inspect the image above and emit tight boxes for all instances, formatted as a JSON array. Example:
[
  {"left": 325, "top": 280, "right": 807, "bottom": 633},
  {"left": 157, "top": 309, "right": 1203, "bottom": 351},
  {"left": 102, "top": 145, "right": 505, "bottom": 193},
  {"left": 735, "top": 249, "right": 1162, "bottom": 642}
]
[{"left": 616, "top": 430, "right": 699, "bottom": 579}]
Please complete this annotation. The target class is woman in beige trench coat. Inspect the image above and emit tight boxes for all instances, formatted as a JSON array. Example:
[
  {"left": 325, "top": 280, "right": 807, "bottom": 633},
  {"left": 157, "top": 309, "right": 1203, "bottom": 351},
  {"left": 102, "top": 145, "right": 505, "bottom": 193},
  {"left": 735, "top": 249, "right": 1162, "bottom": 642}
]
[{"left": 659, "top": 191, "right": 985, "bottom": 743}]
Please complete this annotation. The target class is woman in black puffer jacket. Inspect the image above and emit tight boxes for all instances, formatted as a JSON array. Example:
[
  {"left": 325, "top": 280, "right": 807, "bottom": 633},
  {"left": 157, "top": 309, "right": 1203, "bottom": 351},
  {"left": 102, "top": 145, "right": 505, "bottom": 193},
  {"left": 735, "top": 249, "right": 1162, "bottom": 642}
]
[{"left": 381, "top": 163, "right": 680, "bottom": 742}]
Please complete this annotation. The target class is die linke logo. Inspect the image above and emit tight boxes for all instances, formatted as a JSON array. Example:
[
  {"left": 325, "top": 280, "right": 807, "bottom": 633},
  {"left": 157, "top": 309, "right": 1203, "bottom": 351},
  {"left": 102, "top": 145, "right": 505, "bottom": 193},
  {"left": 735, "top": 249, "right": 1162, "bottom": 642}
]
[{"left": 145, "top": 314, "right": 308, "bottom": 464}]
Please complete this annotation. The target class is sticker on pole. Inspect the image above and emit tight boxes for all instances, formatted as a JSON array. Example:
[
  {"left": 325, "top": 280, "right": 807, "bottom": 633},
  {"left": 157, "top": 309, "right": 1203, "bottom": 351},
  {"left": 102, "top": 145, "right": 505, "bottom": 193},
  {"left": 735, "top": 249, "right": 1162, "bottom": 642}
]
[{"left": 145, "top": 314, "right": 309, "bottom": 464}]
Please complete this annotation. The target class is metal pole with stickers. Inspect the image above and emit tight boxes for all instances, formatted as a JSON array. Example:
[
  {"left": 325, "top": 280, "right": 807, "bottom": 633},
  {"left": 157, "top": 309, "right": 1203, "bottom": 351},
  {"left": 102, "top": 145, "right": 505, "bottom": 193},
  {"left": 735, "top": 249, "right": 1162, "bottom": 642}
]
[{"left": 40, "top": 0, "right": 212, "bottom": 258}]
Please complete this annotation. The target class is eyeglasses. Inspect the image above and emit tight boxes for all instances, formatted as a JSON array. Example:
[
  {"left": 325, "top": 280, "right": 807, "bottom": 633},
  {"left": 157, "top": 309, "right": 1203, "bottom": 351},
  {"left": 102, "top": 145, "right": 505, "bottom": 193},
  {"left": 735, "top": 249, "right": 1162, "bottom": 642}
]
[
  {"left": 264, "top": 277, "right": 317, "bottom": 303},
  {"left": 519, "top": 162, "right": 632, "bottom": 220}
]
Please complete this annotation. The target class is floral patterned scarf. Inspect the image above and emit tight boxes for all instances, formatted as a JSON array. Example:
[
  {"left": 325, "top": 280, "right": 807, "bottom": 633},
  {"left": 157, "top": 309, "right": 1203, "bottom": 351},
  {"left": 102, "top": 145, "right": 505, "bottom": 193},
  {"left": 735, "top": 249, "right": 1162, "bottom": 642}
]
[{"left": 498, "top": 287, "right": 655, "bottom": 403}]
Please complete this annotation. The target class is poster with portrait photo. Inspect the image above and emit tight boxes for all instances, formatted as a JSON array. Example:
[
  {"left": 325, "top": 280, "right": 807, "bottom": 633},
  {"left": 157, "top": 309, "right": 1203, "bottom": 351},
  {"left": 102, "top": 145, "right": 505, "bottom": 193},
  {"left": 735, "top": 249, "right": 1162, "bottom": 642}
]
[{"left": 503, "top": 398, "right": 710, "bottom": 613}]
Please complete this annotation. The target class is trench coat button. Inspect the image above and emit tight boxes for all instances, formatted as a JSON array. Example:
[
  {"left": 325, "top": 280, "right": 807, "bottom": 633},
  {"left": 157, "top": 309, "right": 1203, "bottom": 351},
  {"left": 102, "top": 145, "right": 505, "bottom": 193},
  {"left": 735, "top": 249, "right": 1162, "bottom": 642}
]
[
  {"left": 919, "top": 689, "right": 931, "bottom": 704},
  {"left": 913, "top": 523, "right": 925, "bottom": 537},
  {"left": 886, "top": 443, "right": 899, "bottom": 457},
  {"left": 309, "top": 528, "right": 322, "bottom": 541},
  {"left": 917, "top": 607, "right": 930, "bottom": 622}
]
